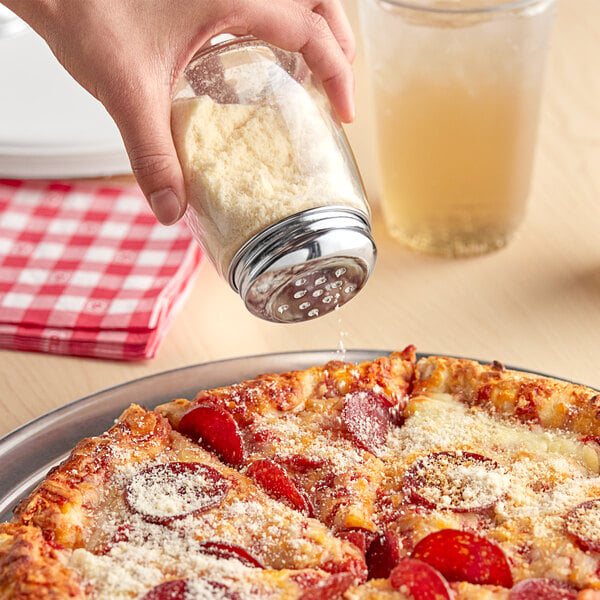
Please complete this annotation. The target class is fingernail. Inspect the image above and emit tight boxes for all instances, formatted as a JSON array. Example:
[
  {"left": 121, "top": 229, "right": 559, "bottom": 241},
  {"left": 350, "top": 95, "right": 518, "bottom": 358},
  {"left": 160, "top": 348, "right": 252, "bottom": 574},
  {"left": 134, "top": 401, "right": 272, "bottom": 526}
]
[
  {"left": 344, "top": 75, "right": 356, "bottom": 123},
  {"left": 349, "top": 76, "right": 356, "bottom": 121},
  {"left": 348, "top": 101, "right": 356, "bottom": 123},
  {"left": 342, "top": 101, "right": 355, "bottom": 124},
  {"left": 149, "top": 188, "right": 183, "bottom": 225}
]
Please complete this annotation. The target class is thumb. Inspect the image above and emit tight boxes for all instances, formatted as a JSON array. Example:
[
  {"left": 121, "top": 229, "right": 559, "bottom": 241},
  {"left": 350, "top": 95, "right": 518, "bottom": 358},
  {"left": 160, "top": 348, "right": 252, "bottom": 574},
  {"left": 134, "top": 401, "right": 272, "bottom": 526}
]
[{"left": 108, "top": 88, "right": 186, "bottom": 225}]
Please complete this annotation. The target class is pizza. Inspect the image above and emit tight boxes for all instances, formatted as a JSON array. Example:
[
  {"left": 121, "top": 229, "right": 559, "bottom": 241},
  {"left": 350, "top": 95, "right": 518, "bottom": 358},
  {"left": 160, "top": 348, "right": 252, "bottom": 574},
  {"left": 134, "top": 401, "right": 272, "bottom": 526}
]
[{"left": 2, "top": 346, "right": 600, "bottom": 600}]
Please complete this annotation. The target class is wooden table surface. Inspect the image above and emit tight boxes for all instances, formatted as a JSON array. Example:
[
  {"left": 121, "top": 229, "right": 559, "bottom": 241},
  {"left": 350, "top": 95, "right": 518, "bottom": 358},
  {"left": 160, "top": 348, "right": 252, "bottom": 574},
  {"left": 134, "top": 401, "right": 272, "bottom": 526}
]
[{"left": 1, "top": 0, "right": 599, "bottom": 439}]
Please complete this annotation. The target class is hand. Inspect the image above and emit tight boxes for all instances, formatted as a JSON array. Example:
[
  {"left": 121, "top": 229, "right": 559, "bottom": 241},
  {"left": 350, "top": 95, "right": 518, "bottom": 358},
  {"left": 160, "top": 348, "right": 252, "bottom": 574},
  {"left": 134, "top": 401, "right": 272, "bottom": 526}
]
[{"left": 4, "top": 0, "right": 355, "bottom": 224}]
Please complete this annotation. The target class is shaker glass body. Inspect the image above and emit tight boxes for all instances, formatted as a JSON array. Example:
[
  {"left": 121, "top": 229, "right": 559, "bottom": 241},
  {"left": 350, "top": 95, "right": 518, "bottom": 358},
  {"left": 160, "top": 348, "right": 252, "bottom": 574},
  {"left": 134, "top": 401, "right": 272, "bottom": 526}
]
[{"left": 171, "top": 37, "right": 370, "bottom": 279}]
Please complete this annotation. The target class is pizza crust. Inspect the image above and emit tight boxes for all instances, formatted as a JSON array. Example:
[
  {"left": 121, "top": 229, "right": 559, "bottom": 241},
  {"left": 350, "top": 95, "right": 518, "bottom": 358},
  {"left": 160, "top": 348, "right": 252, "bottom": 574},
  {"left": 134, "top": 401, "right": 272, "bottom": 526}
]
[
  {"left": 3, "top": 402, "right": 369, "bottom": 599},
  {"left": 3, "top": 348, "right": 600, "bottom": 599},
  {"left": 13, "top": 405, "right": 172, "bottom": 549},
  {"left": 414, "top": 355, "right": 600, "bottom": 433},
  {"left": 0, "top": 523, "right": 83, "bottom": 599}
]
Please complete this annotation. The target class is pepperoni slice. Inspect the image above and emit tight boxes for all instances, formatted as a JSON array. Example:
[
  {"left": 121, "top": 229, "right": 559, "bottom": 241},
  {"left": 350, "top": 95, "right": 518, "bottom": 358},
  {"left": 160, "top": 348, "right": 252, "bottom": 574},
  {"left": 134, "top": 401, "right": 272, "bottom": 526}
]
[
  {"left": 291, "top": 571, "right": 327, "bottom": 590},
  {"left": 279, "top": 454, "right": 328, "bottom": 473},
  {"left": 389, "top": 559, "right": 452, "bottom": 600},
  {"left": 330, "top": 555, "right": 368, "bottom": 583},
  {"left": 141, "top": 579, "right": 187, "bottom": 600},
  {"left": 404, "top": 451, "right": 508, "bottom": 512},
  {"left": 97, "top": 523, "right": 133, "bottom": 555},
  {"left": 509, "top": 579, "right": 578, "bottom": 600},
  {"left": 246, "top": 458, "right": 314, "bottom": 516},
  {"left": 365, "top": 530, "right": 401, "bottom": 580},
  {"left": 411, "top": 529, "right": 513, "bottom": 588},
  {"left": 197, "top": 540, "right": 265, "bottom": 568},
  {"left": 565, "top": 498, "right": 600, "bottom": 552},
  {"left": 298, "top": 572, "right": 356, "bottom": 600},
  {"left": 338, "top": 528, "right": 377, "bottom": 555},
  {"left": 389, "top": 406, "right": 406, "bottom": 428},
  {"left": 142, "top": 579, "right": 240, "bottom": 600},
  {"left": 341, "top": 390, "right": 391, "bottom": 454},
  {"left": 126, "top": 462, "right": 229, "bottom": 525},
  {"left": 178, "top": 404, "right": 245, "bottom": 466}
]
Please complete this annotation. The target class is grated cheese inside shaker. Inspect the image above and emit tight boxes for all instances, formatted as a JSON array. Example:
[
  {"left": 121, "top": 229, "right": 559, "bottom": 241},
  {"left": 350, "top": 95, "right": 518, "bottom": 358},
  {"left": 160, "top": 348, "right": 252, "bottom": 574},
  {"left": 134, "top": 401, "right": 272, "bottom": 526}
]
[{"left": 171, "top": 36, "right": 376, "bottom": 323}]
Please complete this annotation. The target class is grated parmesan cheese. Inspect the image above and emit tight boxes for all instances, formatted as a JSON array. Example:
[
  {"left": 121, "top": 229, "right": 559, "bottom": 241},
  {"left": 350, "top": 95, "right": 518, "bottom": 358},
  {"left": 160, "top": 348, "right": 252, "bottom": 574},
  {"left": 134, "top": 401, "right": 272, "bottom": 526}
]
[
  {"left": 67, "top": 451, "right": 358, "bottom": 599},
  {"left": 58, "top": 381, "right": 600, "bottom": 596},
  {"left": 383, "top": 393, "right": 600, "bottom": 585},
  {"left": 171, "top": 92, "right": 366, "bottom": 277},
  {"left": 126, "top": 465, "right": 220, "bottom": 520}
]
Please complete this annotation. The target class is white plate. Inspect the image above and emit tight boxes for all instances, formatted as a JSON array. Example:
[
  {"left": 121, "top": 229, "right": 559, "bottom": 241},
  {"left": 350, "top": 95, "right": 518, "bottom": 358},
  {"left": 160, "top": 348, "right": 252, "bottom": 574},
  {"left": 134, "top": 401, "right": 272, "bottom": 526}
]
[{"left": 0, "top": 13, "right": 130, "bottom": 178}]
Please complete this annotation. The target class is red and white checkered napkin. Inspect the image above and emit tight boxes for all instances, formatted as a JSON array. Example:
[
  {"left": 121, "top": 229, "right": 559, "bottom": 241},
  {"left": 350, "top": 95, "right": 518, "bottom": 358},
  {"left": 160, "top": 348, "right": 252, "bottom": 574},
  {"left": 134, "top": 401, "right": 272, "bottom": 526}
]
[{"left": 0, "top": 179, "right": 203, "bottom": 361}]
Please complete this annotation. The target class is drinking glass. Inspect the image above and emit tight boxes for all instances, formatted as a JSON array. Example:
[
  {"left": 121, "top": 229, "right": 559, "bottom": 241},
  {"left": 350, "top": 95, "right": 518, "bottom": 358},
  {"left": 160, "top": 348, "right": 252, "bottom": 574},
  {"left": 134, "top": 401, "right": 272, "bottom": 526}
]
[{"left": 358, "top": 0, "right": 556, "bottom": 257}]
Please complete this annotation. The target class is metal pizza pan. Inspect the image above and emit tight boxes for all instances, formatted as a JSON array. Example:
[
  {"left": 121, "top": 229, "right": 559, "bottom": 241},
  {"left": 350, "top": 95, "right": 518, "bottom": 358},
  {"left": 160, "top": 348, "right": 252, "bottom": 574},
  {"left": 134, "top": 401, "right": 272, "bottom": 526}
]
[
  {"left": 0, "top": 350, "right": 388, "bottom": 521},
  {"left": 0, "top": 349, "right": 584, "bottom": 522}
]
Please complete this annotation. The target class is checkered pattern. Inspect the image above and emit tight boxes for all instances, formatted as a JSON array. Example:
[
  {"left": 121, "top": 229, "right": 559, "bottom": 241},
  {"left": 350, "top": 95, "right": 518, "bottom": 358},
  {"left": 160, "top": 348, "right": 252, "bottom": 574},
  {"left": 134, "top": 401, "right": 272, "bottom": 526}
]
[{"left": 0, "top": 179, "right": 203, "bottom": 360}]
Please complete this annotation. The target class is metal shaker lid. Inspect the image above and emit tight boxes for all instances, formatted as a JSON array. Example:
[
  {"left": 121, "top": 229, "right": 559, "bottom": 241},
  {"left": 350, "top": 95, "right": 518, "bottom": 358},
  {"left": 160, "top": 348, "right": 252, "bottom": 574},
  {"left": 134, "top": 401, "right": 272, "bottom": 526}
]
[{"left": 229, "top": 206, "right": 376, "bottom": 323}]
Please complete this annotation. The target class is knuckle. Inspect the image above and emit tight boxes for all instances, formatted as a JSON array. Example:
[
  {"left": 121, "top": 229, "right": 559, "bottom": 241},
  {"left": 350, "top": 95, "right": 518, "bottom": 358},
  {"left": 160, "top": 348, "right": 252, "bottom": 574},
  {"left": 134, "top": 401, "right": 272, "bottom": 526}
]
[
  {"left": 311, "top": 1, "right": 330, "bottom": 16},
  {"left": 303, "top": 9, "right": 331, "bottom": 37},
  {"left": 309, "top": 0, "right": 356, "bottom": 60},
  {"left": 223, "top": 7, "right": 250, "bottom": 30},
  {"left": 211, "top": 0, "right": 252, "bottom": 32},
  {"left": 128, "top": 144, "right": 174, "bottom": 180}
]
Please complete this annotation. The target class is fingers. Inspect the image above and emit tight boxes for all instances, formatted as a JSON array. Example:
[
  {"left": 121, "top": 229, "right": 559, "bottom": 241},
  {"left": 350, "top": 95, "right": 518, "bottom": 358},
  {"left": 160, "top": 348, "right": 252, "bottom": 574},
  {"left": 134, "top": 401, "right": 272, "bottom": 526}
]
[
  {"left": 235, "top": 0, "right": 355, "bottom": 122},
  {"left": 295, "top": 0, "right": 356, "bottom": 63},
  {"left": 103, "top": 80, "right": 187, "bottom": 225}
]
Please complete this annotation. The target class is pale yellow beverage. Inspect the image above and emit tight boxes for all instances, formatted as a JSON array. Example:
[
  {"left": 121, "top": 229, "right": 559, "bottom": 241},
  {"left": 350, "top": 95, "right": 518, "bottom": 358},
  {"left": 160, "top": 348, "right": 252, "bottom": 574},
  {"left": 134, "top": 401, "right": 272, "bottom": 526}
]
[{"left": 359, "top": 0, "right": 556, "bottom": 257}]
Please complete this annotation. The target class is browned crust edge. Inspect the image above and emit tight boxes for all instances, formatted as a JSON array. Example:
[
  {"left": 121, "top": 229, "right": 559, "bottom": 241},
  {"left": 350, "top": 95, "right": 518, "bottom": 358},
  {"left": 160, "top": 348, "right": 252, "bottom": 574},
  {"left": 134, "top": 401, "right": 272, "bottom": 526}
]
[
  {"left": 13, "top": 404, "right": 171, "bottom": 549},
  {"left": 0, "top": 523, "right": 84, "bottom": 600},
  {"left": 414, "top": 355, "right": 600, "bottom": 435}
]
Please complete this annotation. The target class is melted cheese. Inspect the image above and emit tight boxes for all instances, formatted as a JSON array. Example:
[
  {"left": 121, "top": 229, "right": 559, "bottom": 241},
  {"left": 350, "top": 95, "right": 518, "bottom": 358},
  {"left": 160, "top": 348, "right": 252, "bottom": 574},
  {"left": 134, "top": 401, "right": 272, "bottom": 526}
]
[
  {"left": 67, "top": 454, "right": 353, "bottom": 600},
  {"left": 386, "top": 393, "right": 599, "bottom": 473},
  {"left": 383, "top": 393, "right": 600, "bottom": 586}
]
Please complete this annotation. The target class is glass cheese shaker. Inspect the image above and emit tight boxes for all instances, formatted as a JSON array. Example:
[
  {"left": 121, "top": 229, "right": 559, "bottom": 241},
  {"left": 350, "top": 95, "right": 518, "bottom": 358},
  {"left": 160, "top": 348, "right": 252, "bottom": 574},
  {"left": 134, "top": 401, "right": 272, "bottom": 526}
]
[{"left": 171, "top": 36, "right": 376, "bottom": 323}]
